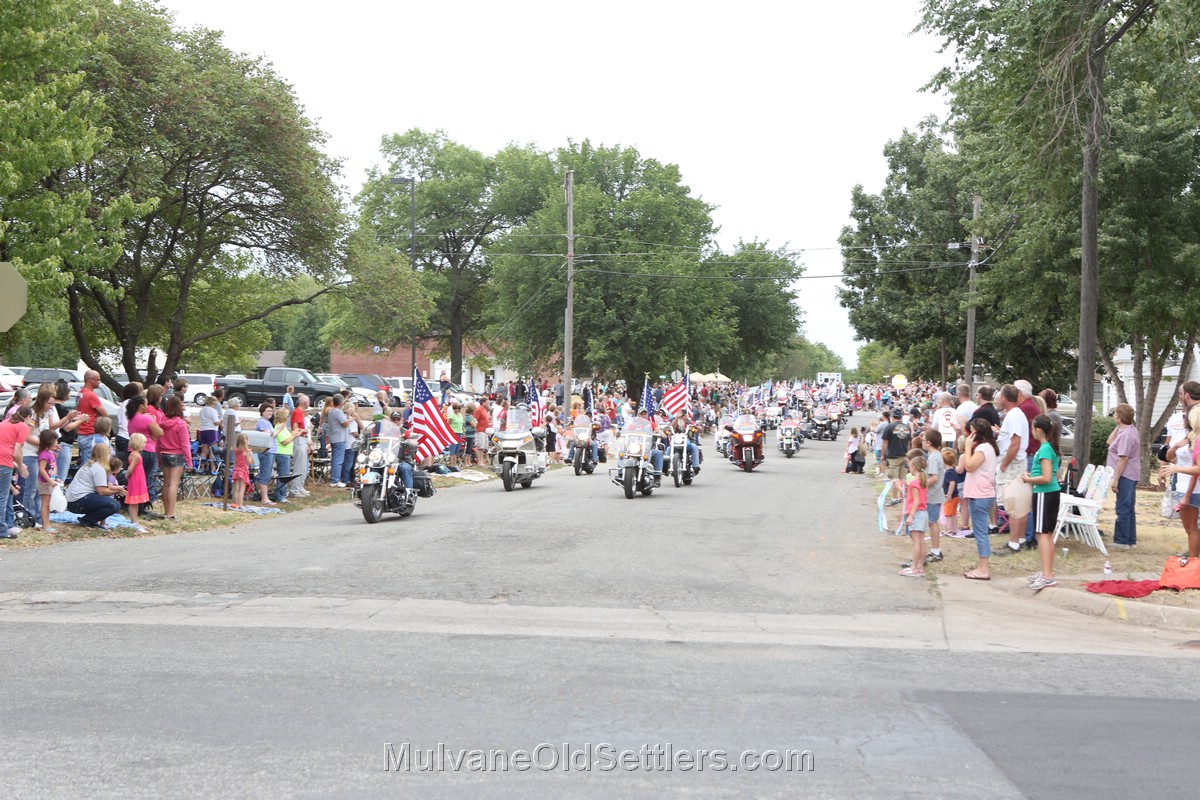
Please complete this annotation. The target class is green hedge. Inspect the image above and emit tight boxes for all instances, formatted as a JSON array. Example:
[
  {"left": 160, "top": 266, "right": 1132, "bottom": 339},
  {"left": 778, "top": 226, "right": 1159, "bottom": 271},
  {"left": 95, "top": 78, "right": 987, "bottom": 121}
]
[{"left": 1089, "top": 415, "right": 1115, "bottom": 468}]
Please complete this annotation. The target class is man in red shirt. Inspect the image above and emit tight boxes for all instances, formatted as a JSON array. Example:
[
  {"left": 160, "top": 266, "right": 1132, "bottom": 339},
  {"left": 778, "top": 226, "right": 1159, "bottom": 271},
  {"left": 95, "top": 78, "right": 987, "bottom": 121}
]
[
  {"left": 77, "top": 370, "right": 106, "bottom": 467},
  {"left": 473, "top": 400, "right": 491, "bottom": 458},
  {"left": 290, "top": 394, "right": 311, "bottom": 496},
  {"left": 1014, "top": 379, "right": 1043, "bottom": 547}
]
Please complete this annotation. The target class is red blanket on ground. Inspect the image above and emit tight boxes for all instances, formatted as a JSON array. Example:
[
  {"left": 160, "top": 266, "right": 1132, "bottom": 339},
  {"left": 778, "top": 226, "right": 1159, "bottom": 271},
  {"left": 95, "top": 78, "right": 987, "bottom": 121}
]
[{"left": 1083, "top": 580, "right": 1161, "bottom": 598}]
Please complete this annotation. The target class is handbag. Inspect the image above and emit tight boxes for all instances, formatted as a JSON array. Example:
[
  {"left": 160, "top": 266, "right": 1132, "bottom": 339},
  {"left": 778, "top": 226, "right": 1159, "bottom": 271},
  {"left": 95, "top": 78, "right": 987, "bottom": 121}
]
[
  {"left": 50, "top": 484, "right": 68, "bottom": 513},
  {"left": 1161, "top": 490, "right": 1181, "bottom": 520}
]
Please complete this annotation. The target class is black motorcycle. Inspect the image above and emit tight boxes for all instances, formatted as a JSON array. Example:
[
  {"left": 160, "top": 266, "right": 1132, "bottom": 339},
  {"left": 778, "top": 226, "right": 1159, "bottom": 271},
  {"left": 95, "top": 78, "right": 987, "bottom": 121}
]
[{"left": 356, "top": 436, "right": 435, "bottom": 523}]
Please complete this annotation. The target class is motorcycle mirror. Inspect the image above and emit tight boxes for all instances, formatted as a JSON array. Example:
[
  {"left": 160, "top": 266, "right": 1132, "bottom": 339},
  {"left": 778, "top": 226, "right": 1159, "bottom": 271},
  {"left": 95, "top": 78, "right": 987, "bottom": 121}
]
[{"left": 485, "top": 427, "right": 495, "bottom": 435}]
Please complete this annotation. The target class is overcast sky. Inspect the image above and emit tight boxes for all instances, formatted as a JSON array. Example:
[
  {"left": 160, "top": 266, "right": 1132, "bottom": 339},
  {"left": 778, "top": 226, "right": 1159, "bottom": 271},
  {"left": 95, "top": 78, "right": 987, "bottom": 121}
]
[{"left": 159, "top": 0, "right": 951, "bottom": 368}]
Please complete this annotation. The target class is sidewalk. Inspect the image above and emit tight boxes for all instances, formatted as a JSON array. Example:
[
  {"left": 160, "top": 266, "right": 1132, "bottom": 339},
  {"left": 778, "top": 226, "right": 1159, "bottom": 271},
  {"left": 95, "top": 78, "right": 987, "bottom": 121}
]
[{"left": 991, "top": 571, "right": 1200, "bottom": 632}]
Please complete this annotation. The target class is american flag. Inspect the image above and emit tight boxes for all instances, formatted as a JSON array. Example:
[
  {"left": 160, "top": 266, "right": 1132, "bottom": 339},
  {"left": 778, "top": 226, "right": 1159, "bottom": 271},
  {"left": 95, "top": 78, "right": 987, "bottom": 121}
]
[
  {"left": 412, "top": 370, "right": 458, "bottom": 461},
  {"left": 584, "top": 385, "right": 596, "bottom": 416},
  {"left": 640, "top": 375, "right": 655, "bottom": 417},
  {"left": 661, "top": 373, "right": 692, "bottom": 420},
  {"left": 528, "top": 377, "right": 544, "bottom": 428}
]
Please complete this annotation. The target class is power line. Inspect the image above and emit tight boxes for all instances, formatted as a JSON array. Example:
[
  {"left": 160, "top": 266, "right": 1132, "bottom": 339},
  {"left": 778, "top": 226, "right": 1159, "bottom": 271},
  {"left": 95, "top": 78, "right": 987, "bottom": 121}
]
[{"left": 576, "top": 262, "right": 968, "bottom": 281}]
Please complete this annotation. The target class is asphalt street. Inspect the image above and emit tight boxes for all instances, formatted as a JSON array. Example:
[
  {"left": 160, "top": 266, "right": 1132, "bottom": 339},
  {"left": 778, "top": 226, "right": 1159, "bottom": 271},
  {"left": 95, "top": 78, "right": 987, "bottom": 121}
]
[{"left": 2, "top": 426, "right": 1199, "bottom": 798}]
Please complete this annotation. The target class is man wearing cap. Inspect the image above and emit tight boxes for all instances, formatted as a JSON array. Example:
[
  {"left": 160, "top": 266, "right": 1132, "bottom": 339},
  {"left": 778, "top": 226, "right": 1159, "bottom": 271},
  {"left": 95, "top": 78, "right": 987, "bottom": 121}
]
[
  {"left": 381, "top": 411, "right": 415, "bottom": 491},
  {"left": 634, "top": 408, "right": 665, "bottom": 486}
]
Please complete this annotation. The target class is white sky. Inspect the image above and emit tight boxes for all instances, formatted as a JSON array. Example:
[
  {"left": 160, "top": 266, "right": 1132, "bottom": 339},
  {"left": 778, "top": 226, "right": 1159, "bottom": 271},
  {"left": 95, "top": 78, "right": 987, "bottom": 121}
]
[{"left": 158, "top": 0, "right": 951, "bottom": 368}]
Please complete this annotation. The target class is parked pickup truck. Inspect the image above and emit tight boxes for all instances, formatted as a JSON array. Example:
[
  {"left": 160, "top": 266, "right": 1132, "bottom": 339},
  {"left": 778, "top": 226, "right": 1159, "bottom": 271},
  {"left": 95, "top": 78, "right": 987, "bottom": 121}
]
[{"left": 216, "top": 367, "right": 343, "bottom": 409}]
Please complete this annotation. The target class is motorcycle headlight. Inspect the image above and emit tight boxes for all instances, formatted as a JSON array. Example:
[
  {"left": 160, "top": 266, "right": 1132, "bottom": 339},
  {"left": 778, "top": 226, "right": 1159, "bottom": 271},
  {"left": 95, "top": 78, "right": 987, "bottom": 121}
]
[
  {"left": 742, "top": 434, "right": 755, "bottom": 442},
  {"left": 356, "top": 453, "right": 368, "bottom": 466},
  {"left": 367, "top": 450, "right": 385, "bottom": 467},
  {"left": 627, "top": 441, "right": 642, "bottom": 455},
  {"left": 384, "top": 452, "right": 396, "bottom": 465}
]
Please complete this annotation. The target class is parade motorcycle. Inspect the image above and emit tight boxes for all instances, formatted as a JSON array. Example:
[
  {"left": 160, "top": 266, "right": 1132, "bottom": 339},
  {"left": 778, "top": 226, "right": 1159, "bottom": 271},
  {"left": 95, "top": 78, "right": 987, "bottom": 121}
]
[
  {"left": 356, "top": 436, "right": 435, "bottom": 523},
  {"left": 726, "top": 414, "right": 765, "bottom": 472},
  {"left": 570, "top": 413, "right": 603, "bottom": 476},
  {"left": 715, "top": 414, "right": 734, "bottom": 457},
  {"left": 778, "top": 420, "right": 801, "bottom": 458},
  {"left": 827, "top": 402, "right": 844, "bottom": 435},
  {"left": 810, "top": 407, "right": 834, "bottom": 440},
  {"left": 487, "top": 404, "right": 548, "bottom": 491},
  {"left": 610, "top": 417, "right": 658, "bottom": 498},
  {"left": 665, "top": 423, "right": 702, "bottom": 487}
]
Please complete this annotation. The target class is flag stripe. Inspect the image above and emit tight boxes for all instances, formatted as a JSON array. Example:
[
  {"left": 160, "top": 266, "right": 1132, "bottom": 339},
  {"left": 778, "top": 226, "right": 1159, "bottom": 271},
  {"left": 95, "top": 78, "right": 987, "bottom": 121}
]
[
  {"left": 529, "top": 378, "right": 544, "bottom": 428},
  {"left": 412, "top": 371, "right": 458, "bottom": 461}
]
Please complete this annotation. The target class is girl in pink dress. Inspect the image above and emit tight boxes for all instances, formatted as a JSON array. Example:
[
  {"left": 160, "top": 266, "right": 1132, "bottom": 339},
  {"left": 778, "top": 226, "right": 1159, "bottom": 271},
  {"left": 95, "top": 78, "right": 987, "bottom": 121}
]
[
  {"left": 125, "top": 433, "right": 150, "bottom": 532},
  {"left": 231, "top": 434, "right": 252, "bottom": 508}
]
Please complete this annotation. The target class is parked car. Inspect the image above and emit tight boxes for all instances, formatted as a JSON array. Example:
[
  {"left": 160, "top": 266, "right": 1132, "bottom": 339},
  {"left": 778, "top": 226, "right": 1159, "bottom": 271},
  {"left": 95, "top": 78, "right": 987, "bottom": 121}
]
[
  {"left": 385, "top": 376, "right": 411, "bottom": 405},
  {"left": 1054, "top": 393, "right": 1078, "bottom": 419},
  {"left": 216, "top": 367, "right": 344, "bottom": 409},
  {"left": 316, "top": 374, "right": 373, "bottom": 407},
  {"left": 23, "top": 367, "right": 82, "bottom": 386},
  {"left": 0, "top": 365, "right": 24, "bottom": 391},
  {"left": 338, "top": 373, "right": 391, "bottom": 396},
  {"left": 177, "top": 373, "right": 220, "bottom": 405}
]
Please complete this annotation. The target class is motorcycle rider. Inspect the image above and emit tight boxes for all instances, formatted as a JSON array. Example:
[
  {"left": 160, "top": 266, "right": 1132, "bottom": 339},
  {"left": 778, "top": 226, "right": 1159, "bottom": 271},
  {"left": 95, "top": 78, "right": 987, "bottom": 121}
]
[
  {"left": 566, "top": 414, "right": 600, "bottom": 464},
  {"left": 665, "top": 409, "right": 701, "bottom": 475},
  {"left": 634, "top": 408, "right": 665, "bottom": 486},
  {"left": 380, "top": 410, "right": 415, "bottom": 492}
]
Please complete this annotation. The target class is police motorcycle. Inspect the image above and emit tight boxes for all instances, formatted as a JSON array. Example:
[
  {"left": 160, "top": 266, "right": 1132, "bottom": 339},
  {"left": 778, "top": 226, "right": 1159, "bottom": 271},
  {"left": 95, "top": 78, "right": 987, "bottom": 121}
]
[
  {"left": 726, "top": 413, "right": 766, "bottom": 472},
  {"left": 569, "top": 412, "right": 602, "bottom": 476},
  {"left": 610, "top": 416, "right": 660, "bottom": 498},
  {"left": 778, "top": 415, "right": 802, "bottom": 458},
  {"left": 356, "top": 434, "right": 435, "bottom": 523},
  {"left": 810, "top": 404, "right": 834, "bottom": 440},
  {"left": 715, "top": 414, "right": 734, "bottom": 457},
  {"left": 487, "top": 403, "right": 548, "bottom": 491},
  {"left": 664, "top": 418, "right": 702, "bottom": 487}
]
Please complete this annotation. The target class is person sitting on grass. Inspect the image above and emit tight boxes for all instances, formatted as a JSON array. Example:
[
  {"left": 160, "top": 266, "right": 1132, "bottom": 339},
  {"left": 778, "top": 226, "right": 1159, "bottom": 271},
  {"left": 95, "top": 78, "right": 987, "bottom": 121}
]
[{"left": 64, "top": 442, "right": 125, "bottom": 529}]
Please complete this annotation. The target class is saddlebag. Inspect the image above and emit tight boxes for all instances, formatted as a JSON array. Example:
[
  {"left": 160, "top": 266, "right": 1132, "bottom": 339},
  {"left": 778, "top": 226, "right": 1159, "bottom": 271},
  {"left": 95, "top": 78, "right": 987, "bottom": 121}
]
[{"left": 413, "top": 470, "right": 435, "bottom": 498}]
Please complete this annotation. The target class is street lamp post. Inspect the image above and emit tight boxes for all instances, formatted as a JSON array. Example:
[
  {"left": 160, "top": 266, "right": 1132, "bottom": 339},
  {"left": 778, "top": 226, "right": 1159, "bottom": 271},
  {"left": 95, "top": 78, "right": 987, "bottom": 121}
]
[{"left": 389, "top": 175, "right": 418, "bottom": 387}]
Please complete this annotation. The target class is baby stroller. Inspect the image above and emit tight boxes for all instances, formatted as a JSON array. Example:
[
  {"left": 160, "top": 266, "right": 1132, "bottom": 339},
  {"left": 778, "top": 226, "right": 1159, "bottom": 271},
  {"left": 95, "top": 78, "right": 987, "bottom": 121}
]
[{"left": 10, "top": 487, "right": 38, "bottom": 529}]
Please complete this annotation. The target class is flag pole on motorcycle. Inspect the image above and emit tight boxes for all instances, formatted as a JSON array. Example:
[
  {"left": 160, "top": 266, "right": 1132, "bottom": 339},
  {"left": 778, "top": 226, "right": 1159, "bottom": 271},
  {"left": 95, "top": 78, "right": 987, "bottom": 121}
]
[{"left": 640, "top": 373, "right": 655, "bottom": 417}]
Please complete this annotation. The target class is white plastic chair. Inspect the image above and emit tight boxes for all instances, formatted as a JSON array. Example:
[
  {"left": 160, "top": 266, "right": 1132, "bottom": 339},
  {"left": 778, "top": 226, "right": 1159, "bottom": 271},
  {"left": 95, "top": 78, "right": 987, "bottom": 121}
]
[{"left": 1053, "top": 465, "right": 1113, "bottom": 555}]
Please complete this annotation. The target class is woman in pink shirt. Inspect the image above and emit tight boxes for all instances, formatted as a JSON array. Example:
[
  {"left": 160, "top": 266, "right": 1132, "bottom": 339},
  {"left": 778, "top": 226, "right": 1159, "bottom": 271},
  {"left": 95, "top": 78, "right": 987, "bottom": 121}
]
[
  {"left": 962, "top": 417, "right": 999, "bottom": 581},
  {"left": 0, "top": 407, "right": 34, "bottom": 538},
  {"left": 126, "top": 394, "right": 163, "bottom": 513},
  {"left": 156, "top": 396, "right": 193, "bottom": 520}
]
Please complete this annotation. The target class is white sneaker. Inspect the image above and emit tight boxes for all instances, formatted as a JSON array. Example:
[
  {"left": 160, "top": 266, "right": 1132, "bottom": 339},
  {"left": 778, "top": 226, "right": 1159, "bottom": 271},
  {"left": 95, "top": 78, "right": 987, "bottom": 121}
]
[{"left": 7, "top": 526, "right": 21, "bottom": 535}]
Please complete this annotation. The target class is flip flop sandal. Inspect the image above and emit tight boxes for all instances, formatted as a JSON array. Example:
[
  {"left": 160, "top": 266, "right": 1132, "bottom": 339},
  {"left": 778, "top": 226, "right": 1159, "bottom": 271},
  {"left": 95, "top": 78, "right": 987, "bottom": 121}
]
[{"left": 963, "top": 572, "right": 990, "bottom": 581}]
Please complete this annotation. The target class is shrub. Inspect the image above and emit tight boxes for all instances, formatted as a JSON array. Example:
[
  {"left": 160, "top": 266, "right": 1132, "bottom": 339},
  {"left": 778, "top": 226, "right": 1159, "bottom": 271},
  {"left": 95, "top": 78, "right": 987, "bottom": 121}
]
[{"left": 1089, "top": 414, "right": 1115, "bottom": 468}]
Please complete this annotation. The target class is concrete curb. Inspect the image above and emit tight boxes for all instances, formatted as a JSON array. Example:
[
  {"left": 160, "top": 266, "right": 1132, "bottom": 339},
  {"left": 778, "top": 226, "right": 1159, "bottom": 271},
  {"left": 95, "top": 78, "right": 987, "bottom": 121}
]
[{"left": 995, "top": 576, "right": 1200, "bottom": 632}]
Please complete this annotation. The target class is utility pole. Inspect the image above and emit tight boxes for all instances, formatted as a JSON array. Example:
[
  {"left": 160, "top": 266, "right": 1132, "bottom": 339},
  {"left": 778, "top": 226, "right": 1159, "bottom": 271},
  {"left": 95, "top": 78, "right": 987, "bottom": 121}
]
[
  {"left": 963, "top": 195, "right": 981, "bottom": 390},
  {"left": 563, "top": 168, "right": 575, "bottom": 406}
]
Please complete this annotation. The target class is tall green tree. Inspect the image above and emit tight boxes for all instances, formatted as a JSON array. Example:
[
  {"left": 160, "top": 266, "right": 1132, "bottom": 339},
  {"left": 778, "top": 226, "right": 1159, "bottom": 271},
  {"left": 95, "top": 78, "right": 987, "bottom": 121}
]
[
  {"left": 321, "top": 228, "right": 432, "bottom": 356},
  {"left": 920, "top": 0, "right": 1188, "bottom": 465},
  {"left": 850, "top": 341, "right": 908, "bottom": 384},
  {"left": 356, "top": 130, "right": 554, "bottom": 382},
  {"left": 771, "top": 336, "right": 845, "bottom": 380},
  {"left": 0, "top": 0, "right": 134, "bottom": 352},
  {"left": 54, "top": 0, "right": 344, "bottom": 387},
  {"left": 838, "top": 121, "right": 973, "bottom": 384},
  {"left": 489, "top": 141, "right": 797, "bottom": 391}
]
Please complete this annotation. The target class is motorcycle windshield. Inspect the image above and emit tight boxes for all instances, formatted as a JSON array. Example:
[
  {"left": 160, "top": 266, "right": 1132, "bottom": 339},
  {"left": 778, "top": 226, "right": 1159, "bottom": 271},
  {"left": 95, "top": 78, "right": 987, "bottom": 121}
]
[
  {"left": 732, "top": 415, "right": 759, "bottom": 434},
  {"left": 718, "top": 416, "right": 734, "bottom": 428},
  {"left": 573, "top": 413, "right": 592, "bottom": 437},
  {"left": 780, "top": 425, "right": 796, "bottom": 435},
  {"left": 507, "top": 406, "right": 533, "bottom": 431}
]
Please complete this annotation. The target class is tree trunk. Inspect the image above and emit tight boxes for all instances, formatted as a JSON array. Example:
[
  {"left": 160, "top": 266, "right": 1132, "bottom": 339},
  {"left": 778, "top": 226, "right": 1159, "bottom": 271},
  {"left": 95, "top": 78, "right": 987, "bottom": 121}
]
[{"left": 1073, "top": 32, "right": 1105, "bottom": 472}]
